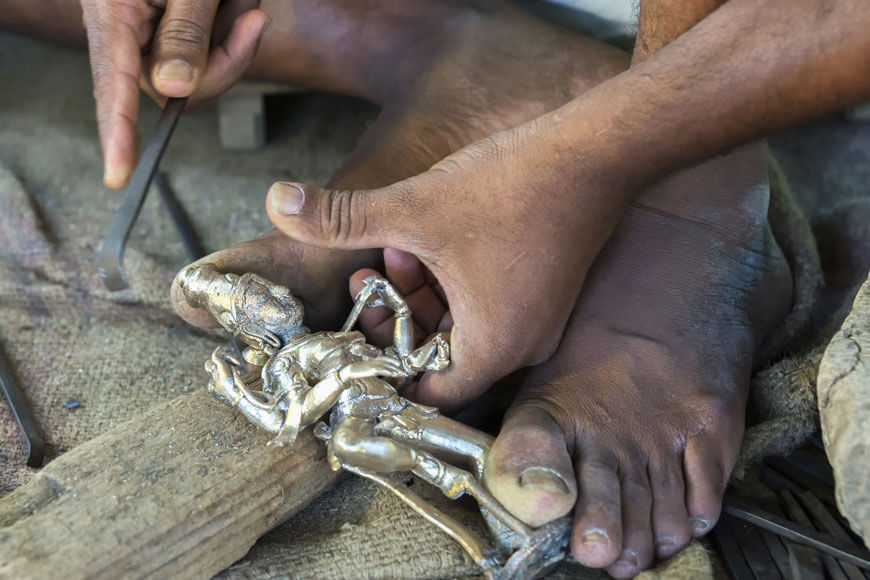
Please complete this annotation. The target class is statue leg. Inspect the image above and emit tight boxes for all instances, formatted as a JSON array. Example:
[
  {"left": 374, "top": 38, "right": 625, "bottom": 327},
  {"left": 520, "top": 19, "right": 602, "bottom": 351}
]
[
  {"left": 331, "top": 415, "right": 532, "bottom": 555},
  {"left": 330, "top": 415, "right": 498, "bottom": 573},
  {"left": 344, "top": 464, "right": 499, "bottom": 575},
  {"left": 375, "top": 411, "right": 493, "bottom": 477},
  {"left": 409, "top": 450, "right": 533, "bottom": 550},
  {"left": 330, "top": 415, "right": 418, "bottom": 472}
]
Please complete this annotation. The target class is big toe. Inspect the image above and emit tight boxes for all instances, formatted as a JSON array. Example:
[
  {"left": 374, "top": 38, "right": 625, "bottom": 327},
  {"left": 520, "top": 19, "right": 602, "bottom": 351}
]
[{"left": 483, "top": 405, "right": 576, "bottom": 528}]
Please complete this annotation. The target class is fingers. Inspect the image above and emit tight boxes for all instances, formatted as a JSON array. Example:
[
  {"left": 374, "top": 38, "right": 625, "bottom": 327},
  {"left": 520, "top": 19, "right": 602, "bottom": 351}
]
[
  {"left": 149, "top": 0, "right": 221, "bottom": 97},
  {"left": 382, "top": 248, "right": 425, "bottom": 295},
  {"left": 348, "top": 250, "right": 451, "bottom": 348},
  {"left": 81, "top": 1, "right": 157, "bottom": 188},
  {"left": 265, "top": 175, "right": 544, "bottom": 409},
  {"left": 196, "top": 7, "right": 270, "bottom": 100},
  {"left": 84, "top": 0, "right": 265, "bottom": 189},
  {"left": 266, "top": 181, "right": 418, "bottom": 253},
  {"left": 143, "top": 4, "right": 269, "bottom": 106},
  {"left": 406, "top": 327, "right": 517, "bottom": 410}
]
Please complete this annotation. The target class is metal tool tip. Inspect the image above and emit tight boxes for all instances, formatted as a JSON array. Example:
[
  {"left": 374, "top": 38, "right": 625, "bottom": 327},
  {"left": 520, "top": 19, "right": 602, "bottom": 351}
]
[
  {"left": 99, "top": 266, "right": 129, "bottom": 292},
  {"left": 97, "top": 243, "right": 129, "bottom": 292},
  {"left": 26, "top": 439, "right": 45, "bottom": 468}
]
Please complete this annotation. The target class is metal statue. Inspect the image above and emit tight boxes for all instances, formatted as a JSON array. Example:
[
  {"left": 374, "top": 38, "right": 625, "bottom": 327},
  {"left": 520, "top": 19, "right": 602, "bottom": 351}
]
[{"left": 178, "top": 264, "right": 569, "bottom": 579}]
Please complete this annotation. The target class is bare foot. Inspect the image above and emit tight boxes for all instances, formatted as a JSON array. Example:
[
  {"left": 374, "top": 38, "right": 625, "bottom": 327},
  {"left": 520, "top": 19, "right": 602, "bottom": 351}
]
[{"left": 483, "top": 143, "right": 791, "bottom": 576}]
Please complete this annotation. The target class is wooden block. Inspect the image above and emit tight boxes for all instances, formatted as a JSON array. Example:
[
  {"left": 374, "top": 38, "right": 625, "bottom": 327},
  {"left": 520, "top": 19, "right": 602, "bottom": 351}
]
[
  {"left": 0, "top": 390, "right": 339, "bottom": 578},
  {"left": 219, "top": 93, "right": 267, "bottom": 150}
]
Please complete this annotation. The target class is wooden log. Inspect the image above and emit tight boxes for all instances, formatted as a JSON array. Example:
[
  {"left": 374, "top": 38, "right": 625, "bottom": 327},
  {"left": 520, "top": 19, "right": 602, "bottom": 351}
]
[{"left": 0, "top": 390, "right": 339, "bottom": 579}]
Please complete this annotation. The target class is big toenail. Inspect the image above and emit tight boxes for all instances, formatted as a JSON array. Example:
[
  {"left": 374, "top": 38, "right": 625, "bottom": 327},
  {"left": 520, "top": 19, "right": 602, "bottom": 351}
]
[
  {"left": 691, "top": 517, "right": 711, "bottom": 534},
  {"left": 518, "top": 467, "right": 570, "bottom": 494},
  {"left": 269, "top": 182, "right": 305, "bottom": 215},
  {"left": 582, "top": 530, "right": 609, "bottom": 546}
]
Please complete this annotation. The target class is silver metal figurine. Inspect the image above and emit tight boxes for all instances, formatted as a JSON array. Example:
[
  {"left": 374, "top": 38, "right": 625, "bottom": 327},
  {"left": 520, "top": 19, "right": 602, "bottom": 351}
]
[{"left": 178, "top": 264, "right": 569, "bottom": 579}]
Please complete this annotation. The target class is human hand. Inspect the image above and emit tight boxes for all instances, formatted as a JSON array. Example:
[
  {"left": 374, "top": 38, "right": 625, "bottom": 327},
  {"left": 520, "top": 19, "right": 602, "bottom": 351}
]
[
  {"left": 80, "top": 0, "right": 269, "bottom": 188},
  {"left": 263, "top": 118, "right": 632, "bottom": 409}
]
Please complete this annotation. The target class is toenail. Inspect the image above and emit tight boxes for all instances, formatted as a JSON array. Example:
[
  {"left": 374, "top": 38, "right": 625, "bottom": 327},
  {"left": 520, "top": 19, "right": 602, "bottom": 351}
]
[
  {"left": 269, "top": 182, "right": 305, "bottom": 215},
  {"left": 691, "top": 517, "right": 711, "bottom": 534},
  {"left": 655, "top": 536, "right": 676, "bottom": 554},
  {"left": 518, "top": 467, "right": 570, "bottom": 494},
  {"left": 582, "top": 530, "right": 609, "bottom": 547},
  {"left": 614, "top": 548, "right": 638, "bottom": 573}
]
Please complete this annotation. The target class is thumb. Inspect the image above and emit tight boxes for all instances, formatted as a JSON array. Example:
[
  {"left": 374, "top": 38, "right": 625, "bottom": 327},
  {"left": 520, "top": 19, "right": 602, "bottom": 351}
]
[
  {"left": 150, "top": 0, "right": 221, "bottom": 97},
  {"left": 266, "top": 181, "right": 413, "bottom": 251}
]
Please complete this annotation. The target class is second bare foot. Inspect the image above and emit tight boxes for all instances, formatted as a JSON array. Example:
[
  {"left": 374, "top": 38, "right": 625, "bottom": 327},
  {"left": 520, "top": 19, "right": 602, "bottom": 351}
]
[{"left": 481, "top": 144, "right": 792, "bottom": 577}]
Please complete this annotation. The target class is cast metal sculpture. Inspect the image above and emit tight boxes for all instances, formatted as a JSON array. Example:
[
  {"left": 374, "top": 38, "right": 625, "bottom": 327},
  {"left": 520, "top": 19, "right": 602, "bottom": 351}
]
[{"left": 178, "top": 264, "right": 570, "bottom": 579}]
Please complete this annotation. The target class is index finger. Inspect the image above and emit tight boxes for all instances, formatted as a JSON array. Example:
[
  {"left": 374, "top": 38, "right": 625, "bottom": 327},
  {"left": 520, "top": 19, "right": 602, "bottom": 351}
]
[{"left": 82, "top": 1, "right": 157, "bottom": 189}]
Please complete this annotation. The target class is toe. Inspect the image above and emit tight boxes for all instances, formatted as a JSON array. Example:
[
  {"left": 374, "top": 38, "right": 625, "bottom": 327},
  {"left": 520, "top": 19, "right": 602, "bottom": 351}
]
[
  {"left": 649, "top": 455, "right": 692, "bottom": 558},
  {"left": 482, "top": 405, "right": 576, "bottom": 528},
  {"left": 605, "top": 464, "right": 653, "bottom": 579},
  {"left": 571, "top": 445, "right": 623, "bottom": 568},
  {"left": 684, "top": 435, "right": 730, "bottom": 537}
]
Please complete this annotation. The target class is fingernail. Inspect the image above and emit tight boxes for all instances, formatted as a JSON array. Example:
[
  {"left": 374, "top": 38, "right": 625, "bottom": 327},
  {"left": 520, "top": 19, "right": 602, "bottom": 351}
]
[
  {"left": 269, "top": 182, "right": 305, "bottom": 215},
  {"left": 582, "top": 530, "right": 609, "bottom": 547},
  {"left": 691, "top": 517, "right": 711, "bottom": 534},
  {"left": 103, "top": 164, "right": 127, "bottom": 189},
  {"left": 157, "top": 59, "right": 193, "bottom": 83},
  {"left": 518, "top": 467, "right": 570, "bottom": 495}
]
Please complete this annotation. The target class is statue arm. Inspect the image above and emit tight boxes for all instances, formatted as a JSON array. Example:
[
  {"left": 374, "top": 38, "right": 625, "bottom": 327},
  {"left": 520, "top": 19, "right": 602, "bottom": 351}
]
[{"left": 299, "top": 357, "right": 408, "bottom": 426}]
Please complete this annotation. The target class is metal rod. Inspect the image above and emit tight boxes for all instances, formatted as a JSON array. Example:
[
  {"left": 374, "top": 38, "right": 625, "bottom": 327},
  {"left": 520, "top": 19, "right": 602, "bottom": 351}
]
[
  {"left": 0, "top": 342, "right": 44, "bottom": 467},
  {"left": 97, "top": 97, "right": 187, "bottom": 291},
  {"left": 154, "top": 171, "right": 205, "bottom": 261},
  {"left": 723, "top": 495, "right": 870, "bottom": 571}
]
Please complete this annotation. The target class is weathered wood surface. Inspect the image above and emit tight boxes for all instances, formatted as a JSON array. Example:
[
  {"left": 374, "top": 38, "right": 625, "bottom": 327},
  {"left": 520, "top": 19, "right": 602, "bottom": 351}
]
[
  {"left": 0, "top": 390, "right": 339, "bottom": 579},
  {"left": 817, "top": 272, "right": 870, "bottom": 544}
]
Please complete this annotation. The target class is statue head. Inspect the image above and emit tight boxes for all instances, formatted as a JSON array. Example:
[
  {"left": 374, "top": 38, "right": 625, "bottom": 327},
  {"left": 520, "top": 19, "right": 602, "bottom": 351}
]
[{"left": 178, "top": 264, "right": 308, "bottom": 355}]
